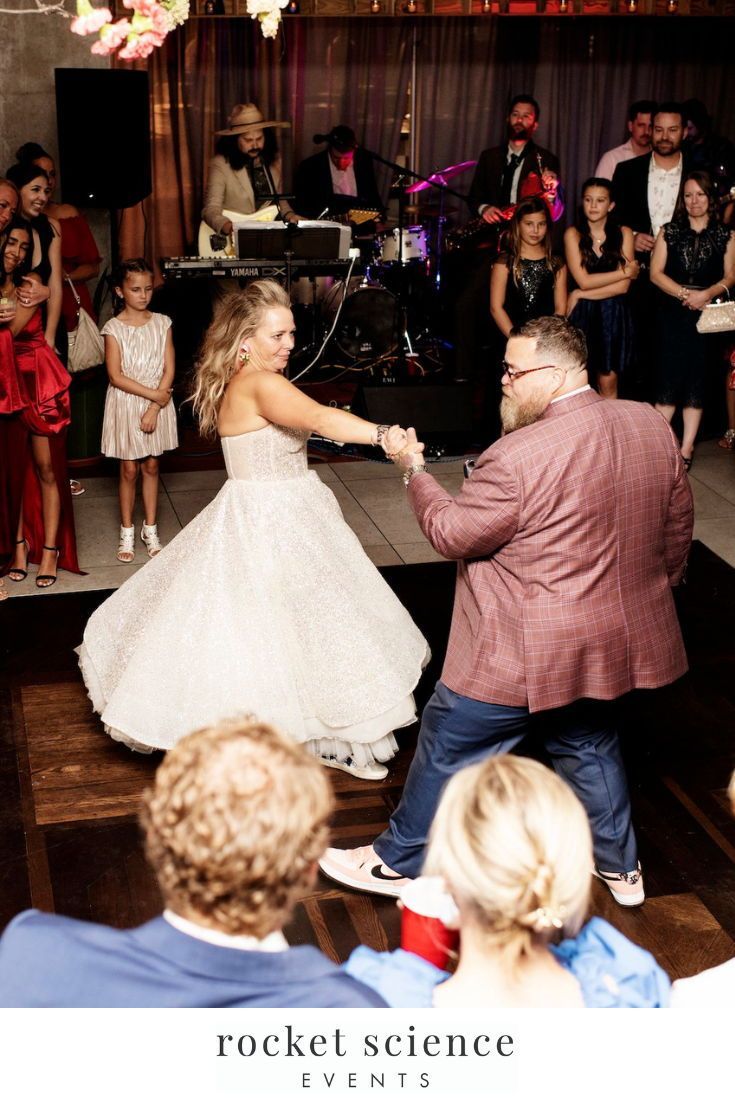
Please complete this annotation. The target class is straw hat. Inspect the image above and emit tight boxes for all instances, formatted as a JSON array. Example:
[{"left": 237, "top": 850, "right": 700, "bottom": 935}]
[{"left": 215, "top": 103, "right": 290, "bottom": 137}]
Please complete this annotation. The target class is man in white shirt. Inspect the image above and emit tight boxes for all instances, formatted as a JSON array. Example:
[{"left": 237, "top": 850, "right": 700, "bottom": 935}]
[
  {"left": 293, "top": 125, "right": 382, "bottom": 221},
  {"left": 613, "top": 102, "right": 688, "bottom": 259},
  {"left": 595, "top": 99, "right": 656, "bottom": 181},
  {"left": 611, "top": 103, "right": 689, "bottom": 400}
]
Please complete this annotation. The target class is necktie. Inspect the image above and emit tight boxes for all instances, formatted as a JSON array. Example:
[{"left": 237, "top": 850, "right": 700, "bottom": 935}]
[{"left": 500, "top": 153, "right": 523, "bottom": 207}]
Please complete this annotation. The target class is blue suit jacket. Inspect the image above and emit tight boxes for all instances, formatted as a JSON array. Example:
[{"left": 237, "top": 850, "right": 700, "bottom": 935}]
[{"left": 0, "top": 910, "right": 387, "bottom": 1009}]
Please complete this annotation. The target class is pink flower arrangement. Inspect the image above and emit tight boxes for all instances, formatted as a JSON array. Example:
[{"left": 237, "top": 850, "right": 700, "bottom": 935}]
[
  {"left": 70, "top": 0, "right": 113, "bottom": 35},
  {"left": 73, "top": 0, "right": 171, "bottom": 59},
  {"left": 71, "top": 0, "right": 276, "bottom": 56},
  {"left": 90, "top": 18, "right": 132, "bottom": 54}
]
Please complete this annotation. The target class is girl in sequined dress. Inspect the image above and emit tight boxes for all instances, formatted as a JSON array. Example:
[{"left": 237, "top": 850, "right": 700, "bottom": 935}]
[
  {"left": 490, "top": 196, "right": 567, "bottom": 340},
  {"left": 78, "top": 280, "right": 429, "bottom": 778}
]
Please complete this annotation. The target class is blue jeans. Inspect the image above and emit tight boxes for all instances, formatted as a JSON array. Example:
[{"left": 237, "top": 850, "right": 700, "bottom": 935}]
[{"left": 374, "top": 681, "right": 638, "bottom": 878}]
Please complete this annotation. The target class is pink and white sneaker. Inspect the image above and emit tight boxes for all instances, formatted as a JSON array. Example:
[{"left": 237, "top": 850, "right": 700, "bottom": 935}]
[{"left": 319, "top": 844, "right": 411, "bottom": 898}]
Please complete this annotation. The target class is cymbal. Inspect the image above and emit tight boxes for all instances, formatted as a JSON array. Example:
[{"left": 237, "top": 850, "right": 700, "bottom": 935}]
[{"left": 405, "top": 160, "right": 477, "bottom": 195}]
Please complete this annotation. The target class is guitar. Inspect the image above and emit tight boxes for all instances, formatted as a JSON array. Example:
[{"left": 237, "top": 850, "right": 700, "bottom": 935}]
[{"left": 197, "top": 205, "right": 279, "bottom": 259}]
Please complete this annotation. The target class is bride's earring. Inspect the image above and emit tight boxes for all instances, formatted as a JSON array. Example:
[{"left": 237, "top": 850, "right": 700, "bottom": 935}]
[{"left": 239, "top": 345, "right": 250, "bottom": 365}]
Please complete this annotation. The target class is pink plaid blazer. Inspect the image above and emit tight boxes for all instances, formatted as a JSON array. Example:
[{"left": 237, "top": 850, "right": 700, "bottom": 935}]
[{"left": 409, "top": 389, "right": 693, "bottom": 712}]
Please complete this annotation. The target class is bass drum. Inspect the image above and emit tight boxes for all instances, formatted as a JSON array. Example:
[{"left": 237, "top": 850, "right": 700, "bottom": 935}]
[{"left": 325, "top": 284, "right": 401, "bottom": 361}]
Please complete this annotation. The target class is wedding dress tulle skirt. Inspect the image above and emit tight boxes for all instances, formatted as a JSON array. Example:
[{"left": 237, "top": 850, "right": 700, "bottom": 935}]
[{"left": 78, "top": 448, "right": 429, "bottom": 762}]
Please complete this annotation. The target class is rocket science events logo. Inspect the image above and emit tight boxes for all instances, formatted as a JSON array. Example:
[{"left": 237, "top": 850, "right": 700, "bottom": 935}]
[{"left": 216, "top": 1023, "right": 515, "bottom": 1091}]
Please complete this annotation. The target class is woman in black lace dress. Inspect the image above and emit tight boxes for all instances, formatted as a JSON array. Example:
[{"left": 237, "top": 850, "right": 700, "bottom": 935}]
[
  {"left": 651, "top": 171, "right": 735, "bottom": 468},
  {"left": 564, "top": 179, "right": 639, "bottom": 399}
]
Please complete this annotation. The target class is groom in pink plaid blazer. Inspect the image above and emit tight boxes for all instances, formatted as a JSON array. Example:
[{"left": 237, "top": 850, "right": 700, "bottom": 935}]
[{"left": 321, "top": 315, "right": 693, "bottom": 907}]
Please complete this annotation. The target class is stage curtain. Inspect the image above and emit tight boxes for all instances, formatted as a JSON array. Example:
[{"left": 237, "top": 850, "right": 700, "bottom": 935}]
[
  {"left": 411, "top": 18, "right": 735, "bottom": 227},
  {"left": 117, "top": 18, "right": 412, "bottom": 270}
]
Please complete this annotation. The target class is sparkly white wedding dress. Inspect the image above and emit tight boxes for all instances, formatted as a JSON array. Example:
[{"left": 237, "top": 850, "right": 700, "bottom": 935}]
[{"left": 78, "top": 424, "right": 430, "bottom": 764}]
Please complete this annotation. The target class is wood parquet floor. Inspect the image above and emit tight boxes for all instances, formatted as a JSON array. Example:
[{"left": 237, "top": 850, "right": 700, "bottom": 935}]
[{"left": 1, "top": 547, "right": 734, "bottom": 982}]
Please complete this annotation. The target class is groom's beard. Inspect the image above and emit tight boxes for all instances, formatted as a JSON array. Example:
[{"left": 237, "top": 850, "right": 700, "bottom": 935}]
[{"left": 500, "top": 392, "right": 549, "bottom": 434}]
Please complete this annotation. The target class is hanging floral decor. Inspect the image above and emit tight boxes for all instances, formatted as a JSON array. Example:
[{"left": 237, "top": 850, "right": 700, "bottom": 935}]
[
  {"left": 245, "top": 0, "right": 288, "bottom": 39},
  {"left": 70, "top": 0, "right": 287, "bottom": 58}
]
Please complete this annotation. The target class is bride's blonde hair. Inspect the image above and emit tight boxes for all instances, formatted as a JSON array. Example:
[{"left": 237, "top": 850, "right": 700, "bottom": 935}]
[{"left": 192, "top": 279, "right": 291, "bottom": 438}]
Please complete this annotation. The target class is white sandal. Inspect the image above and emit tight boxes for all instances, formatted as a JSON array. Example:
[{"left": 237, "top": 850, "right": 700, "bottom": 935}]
[
  {"left": 141, "top": 522, "right": 162, "bottom": 557},
  {"left": 117, "top": 525, "right": 135, "bottom": 563}
]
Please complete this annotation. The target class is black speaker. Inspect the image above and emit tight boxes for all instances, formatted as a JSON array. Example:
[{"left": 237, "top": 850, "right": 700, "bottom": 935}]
[
  {"left": 55, "top": 69, "right": 152, "bottom": 209},
  {"left": 352, "top": 383, "right": 474, "bottom": 439}
]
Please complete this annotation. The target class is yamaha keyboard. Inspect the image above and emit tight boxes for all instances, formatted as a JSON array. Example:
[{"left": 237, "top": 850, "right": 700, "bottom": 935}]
[{"left": 161, "top": 257, "right": 356, "bottom": 280}]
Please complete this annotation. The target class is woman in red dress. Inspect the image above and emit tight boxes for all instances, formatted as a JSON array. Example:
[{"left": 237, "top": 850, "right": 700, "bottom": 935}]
[
  {"left": 2, "top": 218, "right": 80, "bottom": 587},
  {"left": 0, "top": 318, "right": 27, "bottom": 601},
  {"left": 15, "top": 144, "right": 103, "bottom": 496}
]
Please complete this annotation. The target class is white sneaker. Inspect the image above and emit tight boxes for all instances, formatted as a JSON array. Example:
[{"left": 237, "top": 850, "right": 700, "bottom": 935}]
[
  {"left": 319, "top": 844, "right": 411, "bottom": 897},
  {"left": 117, "top": 525, "right": 135, "bottom": 563},
  {"left": 319, "top": 755, "right": 388, "bottom": 781},
  {"left": 140, "top": 523, "right": 162, "bottom": 557}
]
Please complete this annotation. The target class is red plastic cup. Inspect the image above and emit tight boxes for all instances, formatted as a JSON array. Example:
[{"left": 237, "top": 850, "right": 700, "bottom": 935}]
[{"left": 400, "top": 876, "right": 460, "bottom": 970}]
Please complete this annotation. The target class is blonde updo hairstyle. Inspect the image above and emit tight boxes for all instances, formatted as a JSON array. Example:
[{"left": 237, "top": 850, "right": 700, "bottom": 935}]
[
  {"left": 140, "top": 716, "right": 333, "bottom": 938},
  {"left": 192, "top": 278, "right": 291, "bottom": 438},
  {"left": 424, "top": 755, "right": 592, "bottom": 972}
]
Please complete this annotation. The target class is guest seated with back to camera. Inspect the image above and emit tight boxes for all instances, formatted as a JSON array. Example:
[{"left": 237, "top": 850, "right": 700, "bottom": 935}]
[
  {"left": 345, "top": 755, "right": 671, "bottom": 1008},
  {"left": 0, "top": 717, "right": 387, "bottom": 1008}
]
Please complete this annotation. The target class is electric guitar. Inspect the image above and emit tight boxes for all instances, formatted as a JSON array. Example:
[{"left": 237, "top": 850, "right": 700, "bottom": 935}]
[{"left": 197, "top": 205, "right": 279, "bottom": 259}]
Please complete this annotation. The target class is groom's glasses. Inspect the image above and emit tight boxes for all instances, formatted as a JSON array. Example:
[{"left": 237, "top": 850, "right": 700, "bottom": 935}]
[{"left": 501, "top": 362, "right": 558, "bottom": 382}]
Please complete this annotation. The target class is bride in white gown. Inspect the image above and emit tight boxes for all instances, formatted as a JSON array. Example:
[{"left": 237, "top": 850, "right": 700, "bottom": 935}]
[{"left": 78, "top": 280, "right": 429, "bottom": 778}]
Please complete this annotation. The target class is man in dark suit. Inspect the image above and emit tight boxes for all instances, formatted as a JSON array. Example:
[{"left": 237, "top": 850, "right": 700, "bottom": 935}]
[
  {"left": 294, "top": 125, "right": 383, "bottom": 221},
  {"left": 321, "top": 316, "right": 693, "bottom": 909},
  {"left": 453, "top": 94, "right": 564, "bottom": 395},
  {"left": 468, "top": 94, "right": 563, "bottom": 224},
  {"left": 612, "top": 102, "right": 689, "bottom": 398},
  {"left": 0, "top": 718, "right": 386, "bottom": 1008}
]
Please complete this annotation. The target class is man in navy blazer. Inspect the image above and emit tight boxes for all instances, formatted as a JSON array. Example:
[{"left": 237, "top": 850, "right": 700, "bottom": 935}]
[{"left": 0, "top": 718, "right": 386, "bottom": 1009}]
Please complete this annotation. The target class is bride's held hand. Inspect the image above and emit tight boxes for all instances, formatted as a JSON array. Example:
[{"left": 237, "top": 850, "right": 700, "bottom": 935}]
[
  {"left": 394, "top": 427, "right": 425, "bottom": 469},
  {"left": 381, "top": 424, "right": 408, "bottom": 456}
]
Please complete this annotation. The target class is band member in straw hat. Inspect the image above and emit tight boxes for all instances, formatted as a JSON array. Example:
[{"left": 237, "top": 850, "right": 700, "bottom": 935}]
[{"left": 202, "top": 103, "right": 299, "bottom": 236}]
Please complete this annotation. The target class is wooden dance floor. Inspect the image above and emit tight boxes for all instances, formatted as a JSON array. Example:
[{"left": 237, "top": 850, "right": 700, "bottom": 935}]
[{"left": 1, "top": 550, "right": 734, "bottom": 980}]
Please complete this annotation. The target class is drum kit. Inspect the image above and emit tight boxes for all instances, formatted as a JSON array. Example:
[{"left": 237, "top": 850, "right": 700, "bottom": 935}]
[{"left": 293, "top": 159, "right": 476, "bottom": 374}]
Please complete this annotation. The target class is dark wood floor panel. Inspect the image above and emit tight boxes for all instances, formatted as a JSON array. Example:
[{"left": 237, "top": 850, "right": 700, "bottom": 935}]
[
  {"left": 2, "top": 544, "right": 735, "bottom": 988},
  {"left": 21, "top": 683, "right": 159, "bottom": 825},
  {"left": 42, "top": 820, "right": 160, "bottom": 926}
]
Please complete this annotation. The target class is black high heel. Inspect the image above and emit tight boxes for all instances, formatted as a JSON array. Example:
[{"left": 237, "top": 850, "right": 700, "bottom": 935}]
[
  {"left": 36, "top": 545, "right": 60, "bottom": 589},
  {"left": 8, "top": 538, "right": 28, "bottom": 582}
]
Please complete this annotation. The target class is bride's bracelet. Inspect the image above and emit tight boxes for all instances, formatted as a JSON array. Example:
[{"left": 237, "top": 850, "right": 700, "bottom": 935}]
[{"left": 372, "top": 424, "right": 391, "bottom": 449}]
